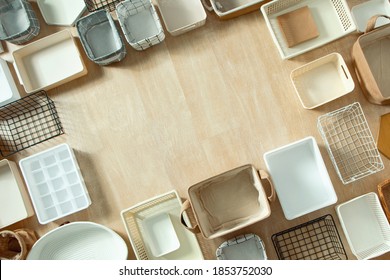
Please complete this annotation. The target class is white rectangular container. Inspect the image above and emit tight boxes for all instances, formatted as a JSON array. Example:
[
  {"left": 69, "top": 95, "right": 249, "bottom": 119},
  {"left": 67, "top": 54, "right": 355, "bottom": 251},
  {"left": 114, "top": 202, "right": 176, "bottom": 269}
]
[
  {"left": 155, "top": 0, "right": 206, "bottom": 36},
  {"left": 263, "top": 136, "right": 337, "bottom": 220},
  {"left": 12, "top": 29, "right": 87, "bottom": 93},
  {"left": 291, "top": 53, "right": 354, "bottom": 109},
  {"left": 0, "top": 58, "right": 20, "bottom": 107},
  {"left": 37, "top": 0, "right": 86, "bottom": 26},
  {"left": 19, "top": 143, "right": 91, "bottom": 224},
  {"left": 351, "top": 0, "right": 390, "bottom": 33},
  {"left": 0, "top": 159, "right": 34, "bottom": 229},
  {"left": 336, "top": 192, "right": 390, "bottom": 259},
  {"left": 261, "top": 0, "right": 356, "bottom": 59},
  {"left": 205, "top": 0, "right": 268, "bottom": 20}
]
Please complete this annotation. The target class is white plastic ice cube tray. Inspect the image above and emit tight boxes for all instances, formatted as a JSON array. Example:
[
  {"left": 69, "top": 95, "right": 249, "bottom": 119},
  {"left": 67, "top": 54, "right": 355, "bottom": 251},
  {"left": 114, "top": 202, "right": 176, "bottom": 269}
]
[{"left": 19, "top": 143, "right": 91, "bottom": 224}]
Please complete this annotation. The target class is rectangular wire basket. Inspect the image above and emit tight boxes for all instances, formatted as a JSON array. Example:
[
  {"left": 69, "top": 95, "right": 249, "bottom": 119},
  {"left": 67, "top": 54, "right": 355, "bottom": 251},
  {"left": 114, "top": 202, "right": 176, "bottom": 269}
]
[
  {"left": 83, "top": 0, "right": 123, "bottom": 12},
  {"left": 317, "top": 102, "right": 384, "bottom": 184},
  {"left": 0, "top": 91, "right": 64, "bottom": 157},
  {"left": 272, "top": 214, "right": 347, "bottom": 260}
]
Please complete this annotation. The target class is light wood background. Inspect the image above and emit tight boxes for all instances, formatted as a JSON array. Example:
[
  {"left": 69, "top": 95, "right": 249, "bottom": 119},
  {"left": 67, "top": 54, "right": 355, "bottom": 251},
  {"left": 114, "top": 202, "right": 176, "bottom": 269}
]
[{"left": 1, "top": 0, "right": 389, "bottom": 260}]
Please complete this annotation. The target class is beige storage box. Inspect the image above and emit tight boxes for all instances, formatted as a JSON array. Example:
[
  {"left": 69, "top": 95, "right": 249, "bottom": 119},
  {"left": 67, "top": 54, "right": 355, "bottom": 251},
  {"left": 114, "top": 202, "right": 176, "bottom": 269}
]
[
  {"left": 352, "top": 15, "right": 390, "bottom": 105},
  {"left": 181, "top": 164, "right": 275, "bottom": 239}
]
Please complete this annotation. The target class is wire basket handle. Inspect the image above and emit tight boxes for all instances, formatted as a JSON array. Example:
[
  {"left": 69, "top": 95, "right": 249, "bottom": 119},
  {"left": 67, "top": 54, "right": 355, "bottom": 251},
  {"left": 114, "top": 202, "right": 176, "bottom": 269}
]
[
  {"left": 365, "top": 15, "right": 390, "bottom": 33},
  {"left": 258, "top": 169, "right": 276, "bottom": 202},
  {"left": 180, "top": 200, "right": 200, "bottom": 234}
]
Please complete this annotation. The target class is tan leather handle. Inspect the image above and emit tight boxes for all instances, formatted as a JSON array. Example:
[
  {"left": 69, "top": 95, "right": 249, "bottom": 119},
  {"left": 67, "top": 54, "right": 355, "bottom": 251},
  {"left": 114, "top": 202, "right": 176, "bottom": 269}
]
[
  {"left": 259, "top": 169, "right": 276, "bottom": 202},
  {"left": 180, "top": 200, "right": 200, "bottom": 234},
  {"left": 365, "top": 15, "right": 390, "bottom": 33}
]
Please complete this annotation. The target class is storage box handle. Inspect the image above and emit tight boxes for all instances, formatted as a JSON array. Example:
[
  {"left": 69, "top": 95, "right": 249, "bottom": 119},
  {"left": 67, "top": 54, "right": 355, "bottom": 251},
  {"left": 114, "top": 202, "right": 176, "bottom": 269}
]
[
  {"left": 180, "top": 200, "right": 200, "bottom": 234},
  {"left": 201, "top": 0, "right": 214, "bottom": 11},
  {"left": 258, "top": 169, "right": 276, "bottom": 202},
  {"left": 365, "top": 15, "right": 390, "bottom": 33}
]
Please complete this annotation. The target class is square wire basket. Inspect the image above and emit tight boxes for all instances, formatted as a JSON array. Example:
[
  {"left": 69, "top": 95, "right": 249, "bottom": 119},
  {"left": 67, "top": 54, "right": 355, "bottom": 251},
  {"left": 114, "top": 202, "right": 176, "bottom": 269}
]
[
  {"left": 272, "top": 214, "right": 347, "bottom": 260},
  {"left": 317, "top": 102, "right": 384, "bottom": 184},
  {"left": 83, "top": 0, "right": 123, "bottom": 12}
]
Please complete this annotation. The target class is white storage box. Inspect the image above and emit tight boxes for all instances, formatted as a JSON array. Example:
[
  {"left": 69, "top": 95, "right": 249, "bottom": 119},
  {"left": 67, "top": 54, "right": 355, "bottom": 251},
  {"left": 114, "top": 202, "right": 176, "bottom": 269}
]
[
  {"left": 261, "top": 0, "right": 356, "bottom": 59},
  {"left": 351, "top": 0, "right": 390, "bottom": 33},
  {"left": 37, "top": 0, "right": 87, "bottom": 26},
  {"left": 204, "top": 0, "right": 268, "bottom": 20},
  {"left": 336, "top": 192, "right": 390, "bottom": 260},
  {"left": 291, "top": 53, "right": 354, "bottom": 109},
  {"left": 19, "top": 143, "right": 91, "bottom": 224},
  {"left": 0, "top": 58, "right": 20, "bottom": 107},
  {"left": 263, "top": 136, "right": 337, "bottom": 220},
  {"left": 155, "top": 0, "right": 206, "bottom": 36},
  {"left": 0, "top": 159, "right": 34, "bottom": 229},
  {"left": 121, "top": 190, "right": 204, "bottom": 260},
  {"left": 116, "top": 0, "right": 165, "bottom": 51},
  {"left": 12, "top": 29, "right": 87, "bottom": 94},
  {"left": 27, "top": 221, "right": 128, "bottom": 260}
]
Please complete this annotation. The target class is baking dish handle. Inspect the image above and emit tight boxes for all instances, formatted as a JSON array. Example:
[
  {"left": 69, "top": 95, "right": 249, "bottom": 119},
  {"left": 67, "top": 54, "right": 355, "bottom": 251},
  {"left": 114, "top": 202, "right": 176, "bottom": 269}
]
[
  {"left": 201, "top": 0, "right": 214, "bottom": 11},
  {"left": 365, "top": 15, "right": 390, "bottom": 33},
  {"left": 259, "top": 169, "right": 276, "bottom": 202},
  {"left": 180, "top": 200, "right": 200, "bottom": 234}
]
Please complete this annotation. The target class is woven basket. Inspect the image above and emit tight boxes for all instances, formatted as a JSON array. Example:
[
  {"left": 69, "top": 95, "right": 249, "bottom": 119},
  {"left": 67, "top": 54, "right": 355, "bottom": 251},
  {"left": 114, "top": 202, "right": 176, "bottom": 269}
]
[{"left": 0, "top": 229, "right": 37, "bottom": 260}]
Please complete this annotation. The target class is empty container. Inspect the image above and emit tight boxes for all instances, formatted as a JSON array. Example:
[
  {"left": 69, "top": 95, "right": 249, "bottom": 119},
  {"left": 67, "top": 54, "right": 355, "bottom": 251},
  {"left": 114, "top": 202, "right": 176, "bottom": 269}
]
[
  {"left": 351, "top": 0, "right": 390, "bottom": 32},
  {"left": 0, "top": 58, "right": 20, "bottom": 107},
  {"left": 291, "top": 53, "right": 355, "bottom": 109},
  {"left": 83, "top": 0, "right": 122, "bottom": 12},
  {"left": 216, "top": 234, "right": 267, "bottom": 260},
  {"left": 37, "top": 0, "right": 87, "bottom": 26},
  {"left": 336, "top": 192, "right": 390, "bottom": 260},
  {"left": 76, "top": 9, "right": 127, "bottom": 65},
  {"left": 0, "top": 0, "right": 40, "bottom": 45},
  {"left": 19, "top": 143, "right": 91, "bottom": 224},
  {"left": 205, "top": 0, "right": 268, "bottom": 20},
  {"left": 264, "top": 137, "right": 337, "bottom": 220},
  {"left": 116, "top": 0, "right": 165, "bottom": 51}
]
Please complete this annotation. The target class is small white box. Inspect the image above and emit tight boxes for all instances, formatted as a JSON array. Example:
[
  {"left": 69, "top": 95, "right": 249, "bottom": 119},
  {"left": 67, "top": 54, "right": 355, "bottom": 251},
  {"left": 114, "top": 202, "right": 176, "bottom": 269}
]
[
  {"left": 37, "top": 0, "right": 87, "bottom": 26},
  {"left": 0, "top": 58, "right": 20, "bottom": 107}
]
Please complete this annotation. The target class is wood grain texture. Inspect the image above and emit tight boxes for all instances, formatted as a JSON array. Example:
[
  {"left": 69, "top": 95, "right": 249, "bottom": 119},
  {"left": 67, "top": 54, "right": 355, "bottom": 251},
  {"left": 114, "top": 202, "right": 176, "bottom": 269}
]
[{"left": 1, "top": 0, "right": 389, "bottom": 260}]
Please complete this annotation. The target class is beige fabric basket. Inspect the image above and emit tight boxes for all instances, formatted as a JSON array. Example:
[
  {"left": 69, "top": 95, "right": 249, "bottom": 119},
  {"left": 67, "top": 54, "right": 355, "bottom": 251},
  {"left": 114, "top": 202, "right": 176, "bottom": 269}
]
[
  {"left": 352, "top": 15, "right": 390, "bottom": 105},
  {"left": 0, "top": 229, "right": 37, "bottom": 260},
  {"left": 180, "top": 164, "right": 275, "bottom": 239}
]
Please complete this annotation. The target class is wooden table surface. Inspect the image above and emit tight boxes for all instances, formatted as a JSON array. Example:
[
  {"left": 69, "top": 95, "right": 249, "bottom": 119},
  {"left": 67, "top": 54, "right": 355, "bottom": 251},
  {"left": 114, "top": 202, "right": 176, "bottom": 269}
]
[{"left": 1, "top": 0, "right": 389, "bottom": 260}]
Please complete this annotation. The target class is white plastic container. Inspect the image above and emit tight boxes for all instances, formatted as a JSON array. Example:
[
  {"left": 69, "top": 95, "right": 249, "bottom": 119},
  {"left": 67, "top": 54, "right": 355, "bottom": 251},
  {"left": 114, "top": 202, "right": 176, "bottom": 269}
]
[
  {"left": 291, "top": 53, "right": 355, "bottom": 109},
  {"left": 261, "top": 0, "right": 356, "bottom": 59},
  {"left": 204, "top": 0, "right": 267, "bottom": 19},
  {"left": 336, "top": 192, "right": 390, "bottom": 260},
  {"left": 37, "top": 0, "right": 86, "bottom": 26},
  {"left": 12, "top": 29, "right": 87, "bottom": 94},
  {"left": 0, "top": 159, "right": 34, "bottom": 229},
  {"left": 27, "top": 221, "right": 128, "bottom": 260},
  {"left": 263, "top": 136, "right": 337, "bottom": 220},
  {"left": 155, "top": 0, "right": 206, "bottom": 36},
  {"left": 0, "top": 58, "right": 20, "bottom": 107},
  {"left": 19, "top": 143, "right": 91, "bottom": 224},
  {"left": 351, "top": 0, "right": 390, "bottom": 33}
]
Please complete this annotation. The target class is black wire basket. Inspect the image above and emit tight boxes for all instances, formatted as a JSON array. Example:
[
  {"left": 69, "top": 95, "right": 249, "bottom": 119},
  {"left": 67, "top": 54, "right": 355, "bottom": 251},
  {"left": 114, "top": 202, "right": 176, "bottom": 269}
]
[
  {"left": 0, "top": 91, "right": 64, "bottom": 157},
  {"left": 272, "top": 214, "right": 348, "bottom": 260},
  {"left": 83, "top": 0, "right": 123, "bottom": 12}
]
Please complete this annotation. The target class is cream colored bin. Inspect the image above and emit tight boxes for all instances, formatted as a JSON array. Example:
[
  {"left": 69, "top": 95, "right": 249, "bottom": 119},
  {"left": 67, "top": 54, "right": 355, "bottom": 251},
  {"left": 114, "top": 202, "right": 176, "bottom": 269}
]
[
  {"left": 181, "top": 164, "right": 275, "bottom": 239},
  {"left": 0, "top": 159, "right": 34, "bottom": 229},
  {"left": 202, "top": 0, "right": 269, "bottom": 20}
]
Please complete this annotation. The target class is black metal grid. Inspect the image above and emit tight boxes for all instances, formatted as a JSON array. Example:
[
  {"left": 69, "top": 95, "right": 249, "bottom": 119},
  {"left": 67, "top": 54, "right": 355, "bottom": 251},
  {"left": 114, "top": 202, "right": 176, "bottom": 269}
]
[
  {"left": 0, "top": 91, "right": 64, "bottom": 157},
  {"left": 272, "top": 214, "right": 347, "bottom": 260},
  {"left": 83, "top": 0, "right": 123, "bottom": 12}
]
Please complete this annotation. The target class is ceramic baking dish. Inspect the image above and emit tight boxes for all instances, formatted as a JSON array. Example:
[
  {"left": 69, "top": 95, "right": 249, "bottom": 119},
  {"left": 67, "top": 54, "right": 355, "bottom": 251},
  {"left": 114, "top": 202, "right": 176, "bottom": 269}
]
[
  {"left": 12, "top": 29, "right": 87, "bottom": 93},
  {"left": 263, "top": 136, "right": 337, "bottom": 220}
]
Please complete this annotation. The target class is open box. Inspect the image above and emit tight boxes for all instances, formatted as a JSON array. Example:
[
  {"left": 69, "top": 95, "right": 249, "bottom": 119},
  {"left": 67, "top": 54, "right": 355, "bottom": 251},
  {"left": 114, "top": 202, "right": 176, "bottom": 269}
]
[
  {"left": 12, "top": 29, "right": 87, "bottom": 94},
  {"left": 263, "top": 137, "right": 337, "bottom": 220},
  {"left": 202, "top": 0, "right": 269, "bottom": 20},
  {"left": 0, "top": 159, "right": 34, "bottom": 229},
  {"left": 37, "top": 0, "right": 87, "bottom": 26},
  {"left": 291, "top": 53, "right": 354, "bottom": 109}
]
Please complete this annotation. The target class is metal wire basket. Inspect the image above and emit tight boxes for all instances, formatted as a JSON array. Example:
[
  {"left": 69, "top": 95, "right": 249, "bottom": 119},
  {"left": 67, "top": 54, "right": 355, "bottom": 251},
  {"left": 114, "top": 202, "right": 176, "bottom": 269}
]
[
  {"left": 317, "top": 102, "right": 384, "bottom": 184},
  {"left": 83, "top": 0, "right": 123, "bottom": 12},
  {"left": 272, "top": 214, "right": 347, "bottom": 260},
  {"left": 0, "top": 91, "right": 64, "bottom": 157}
]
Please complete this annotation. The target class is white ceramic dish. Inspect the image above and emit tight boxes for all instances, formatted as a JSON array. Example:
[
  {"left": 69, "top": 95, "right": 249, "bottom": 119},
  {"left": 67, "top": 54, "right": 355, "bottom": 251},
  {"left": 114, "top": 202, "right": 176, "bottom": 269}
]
[
  {"left": 142, "top": 213, "right": 180, "bottom": 257},
  {"left": 121, "top": 190, "right": 204, "bottom": 260},
  {"left": 351, "top": 0, "right": 390, "bottom": 33},
  {"left": 155, "top": 0, "right": 206, "bottom": 36},
  {"left": 0, "top": 159, "right": 34, "bottom": 229},
  {"left": 336, "top": 192, "right": 390, "bottom": 259},
  {"left": 37, "top": 0, "right": 86, "bottom": 26},
  {"left": 291, "top": 53, "right": 354, "bottom": 109},
  {"left": 27, "top": 221, "right": 128, "bottom": 260},
  {"left": 263, "top": 136, "right": 337, "bottom": 220},
  {"left": 261, "top": 0, "right": 356, "bottom": 59},
  {"left": 216, "top": 234, "right": 267, "bottom": 260},
  {"left": 0, "top": 58, "right": 20, "bottom": 107},
  {"left": 19, "top": 143, "right": 91, "bottom": 224},
  {"left": 12, "top": 29, "right": 87, "bottom": 94}
]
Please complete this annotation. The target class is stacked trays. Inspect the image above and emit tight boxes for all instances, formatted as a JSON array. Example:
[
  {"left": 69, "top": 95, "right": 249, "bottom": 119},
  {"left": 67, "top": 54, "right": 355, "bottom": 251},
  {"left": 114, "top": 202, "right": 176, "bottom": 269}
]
[{"left": 19, "top": 144, "right": 91, "bottom": 224}]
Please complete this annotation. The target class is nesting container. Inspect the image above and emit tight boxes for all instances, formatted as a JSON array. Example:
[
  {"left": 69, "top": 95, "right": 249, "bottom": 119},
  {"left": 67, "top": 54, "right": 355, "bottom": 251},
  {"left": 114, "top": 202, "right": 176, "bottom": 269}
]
[
  {"left": 76, "top": 10, "right": 127, "bottom": 65},
  {"left": 116, "top": 0, "right": 165, "bottom": 51},
  {"left": 180, "top": 165, "right": 275, "bottom": 239},
  {"left": 0, "top": 0, "right": 40, "bottom": 45}
]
